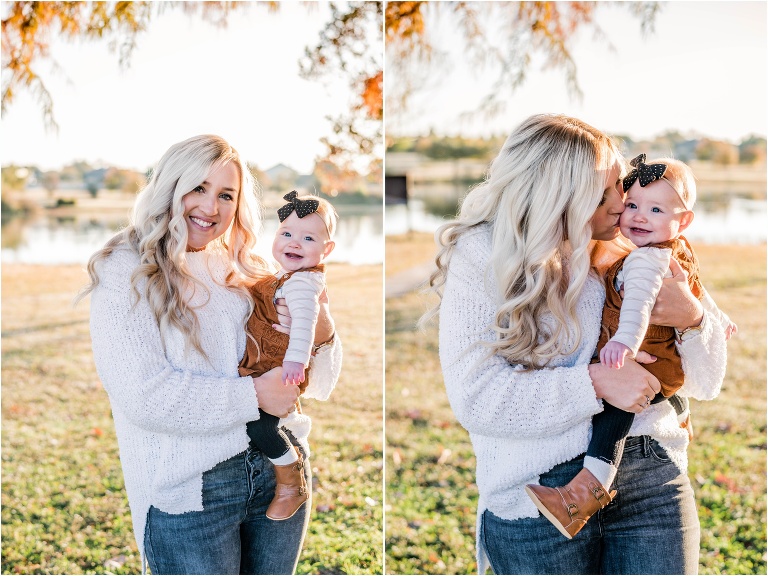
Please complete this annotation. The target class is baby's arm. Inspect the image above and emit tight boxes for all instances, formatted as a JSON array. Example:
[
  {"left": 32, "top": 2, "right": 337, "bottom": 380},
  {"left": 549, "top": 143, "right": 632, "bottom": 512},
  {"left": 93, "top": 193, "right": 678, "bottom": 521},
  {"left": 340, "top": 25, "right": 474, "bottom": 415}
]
[
  {"left": 604, "top": 247, "right": 672, "bottom": 368},
  {"left": 600, "top": 341, "right": 632, "bottom": 369},
  {"left": 280, "top": 271, "right": 325, "bottom": 385},
  {"left": 282, "top": 360, "right": 306, "bottom": 386}
]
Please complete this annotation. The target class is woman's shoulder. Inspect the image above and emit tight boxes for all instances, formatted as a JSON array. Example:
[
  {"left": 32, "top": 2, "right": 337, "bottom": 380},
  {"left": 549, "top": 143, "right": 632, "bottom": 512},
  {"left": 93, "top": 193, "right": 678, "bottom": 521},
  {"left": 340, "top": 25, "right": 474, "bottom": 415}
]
[
  {"left": 454, "top": 223, "right": 492, "bottom": 254},
  {"left": 97, "top": 244, "right": 140, "bottom": 275}
]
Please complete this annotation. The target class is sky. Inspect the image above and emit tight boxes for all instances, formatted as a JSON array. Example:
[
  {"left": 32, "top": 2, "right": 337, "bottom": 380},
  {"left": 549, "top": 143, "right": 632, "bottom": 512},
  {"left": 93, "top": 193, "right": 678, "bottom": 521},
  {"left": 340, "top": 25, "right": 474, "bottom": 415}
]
[
  {"left": 1, "top": 2, "right": 375, "bottom": 173},
  {"left": 387, "top": 1, "right": 768, "bottom": 143}
]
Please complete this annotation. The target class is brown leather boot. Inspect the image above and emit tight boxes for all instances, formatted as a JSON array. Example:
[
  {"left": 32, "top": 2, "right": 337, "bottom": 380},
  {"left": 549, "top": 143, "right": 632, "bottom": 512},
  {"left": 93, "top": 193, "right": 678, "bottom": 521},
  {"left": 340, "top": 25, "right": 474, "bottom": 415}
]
[
  {"left": 524, "top": 468, "right": 615, "bottom": 539},
  {"left": 266, "top": 447, "right": 309, "bottom": 521}
]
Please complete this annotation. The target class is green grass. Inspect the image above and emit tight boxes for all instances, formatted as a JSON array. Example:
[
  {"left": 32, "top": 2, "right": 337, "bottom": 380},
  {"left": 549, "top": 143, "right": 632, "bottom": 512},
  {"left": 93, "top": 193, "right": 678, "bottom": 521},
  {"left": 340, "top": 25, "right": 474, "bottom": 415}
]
[
  {"left": 1, "top": 263, "right": 383, "bottom": 575},
  {"left": 385, "top": 235, "right": 767, "bottom": 575}
]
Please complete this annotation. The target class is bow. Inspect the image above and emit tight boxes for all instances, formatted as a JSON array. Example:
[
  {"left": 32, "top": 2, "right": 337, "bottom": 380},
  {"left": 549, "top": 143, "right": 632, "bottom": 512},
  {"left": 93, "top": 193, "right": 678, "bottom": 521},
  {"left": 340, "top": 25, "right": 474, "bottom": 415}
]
[
  {"left": 622, "top": 154, "right": 668, "bottom": 192},
  {"left": 277, "top": 191, "right": 320, "bottom": 222}
]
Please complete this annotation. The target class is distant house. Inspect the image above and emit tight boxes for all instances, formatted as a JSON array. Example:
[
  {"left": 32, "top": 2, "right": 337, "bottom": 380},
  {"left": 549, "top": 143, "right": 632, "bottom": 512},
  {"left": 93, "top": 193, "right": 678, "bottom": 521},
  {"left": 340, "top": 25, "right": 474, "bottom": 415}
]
[{"left": 265, "top": 163, "right": 299, "bottom": 183}]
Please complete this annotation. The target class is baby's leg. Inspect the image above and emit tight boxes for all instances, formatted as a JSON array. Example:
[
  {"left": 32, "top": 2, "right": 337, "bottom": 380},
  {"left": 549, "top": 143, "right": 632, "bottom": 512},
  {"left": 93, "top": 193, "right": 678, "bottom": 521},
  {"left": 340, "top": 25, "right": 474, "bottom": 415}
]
[
  {"left": 246, "top": 410, "right": 298, "bottom": 465},
  {"left": 585, "top": 403, "right": 635, "bottom": 489}
]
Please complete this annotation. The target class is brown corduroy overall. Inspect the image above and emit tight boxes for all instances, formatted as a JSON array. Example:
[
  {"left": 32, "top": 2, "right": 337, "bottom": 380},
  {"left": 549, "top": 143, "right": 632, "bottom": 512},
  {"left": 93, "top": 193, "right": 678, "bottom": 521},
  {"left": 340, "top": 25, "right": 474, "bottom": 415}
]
[
  {"left": 238, "top": 264, "right": 325, "bottom": 405},
  {"left": 594, "top": 236, "right": 703, "bottom": 398}
]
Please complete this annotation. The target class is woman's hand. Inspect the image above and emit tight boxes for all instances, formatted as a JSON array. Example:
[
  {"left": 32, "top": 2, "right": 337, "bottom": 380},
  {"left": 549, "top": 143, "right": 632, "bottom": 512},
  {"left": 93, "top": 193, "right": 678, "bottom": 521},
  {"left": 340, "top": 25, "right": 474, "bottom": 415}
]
[
  {"left": 313, "top": 287, "right": 335, "bottom": 344},
  {"left": 253, "top": 366, "right": 299, "bottom": 417},
  {"left": 589, "top": 358, "right": 661, "bottom": 413},
  {"left": 649, "top": 258, "right": 704, "bottom": 331},
  {"left": 273, "top": 298, "right": 291, "bottom": 334}
]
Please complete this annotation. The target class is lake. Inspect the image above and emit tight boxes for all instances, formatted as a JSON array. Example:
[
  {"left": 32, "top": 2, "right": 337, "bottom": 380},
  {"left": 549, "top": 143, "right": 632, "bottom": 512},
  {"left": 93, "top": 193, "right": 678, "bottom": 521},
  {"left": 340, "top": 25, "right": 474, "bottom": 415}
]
[
  {"left": 1, "top": 205, "right": 383, "bottom": 266},
  {"left": 386, "top": 196, "right": 767, "bottom": 244}
]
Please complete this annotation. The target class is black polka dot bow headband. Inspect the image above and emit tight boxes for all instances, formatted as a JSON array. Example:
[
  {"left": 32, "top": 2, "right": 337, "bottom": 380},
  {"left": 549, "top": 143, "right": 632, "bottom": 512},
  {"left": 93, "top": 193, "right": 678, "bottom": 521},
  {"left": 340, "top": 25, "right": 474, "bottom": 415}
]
[
  {"left": 622, "top": 154, "right": 668, "bottom": 192},
  {"left": 277, "top": 190, "right": 319, "bottom": 222}
]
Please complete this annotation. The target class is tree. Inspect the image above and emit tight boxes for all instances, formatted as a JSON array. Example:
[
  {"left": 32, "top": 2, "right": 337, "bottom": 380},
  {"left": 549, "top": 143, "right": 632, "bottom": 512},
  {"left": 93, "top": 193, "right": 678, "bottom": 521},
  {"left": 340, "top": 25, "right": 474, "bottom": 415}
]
[
  {"left": 2, "top": 1, "right": 381, "bottom": 170},
  {"left": 41, "top": 170, "right": 60, "bottom": 198},
  {"left": 385, "top": 1, "right": 659, "bottom": 129},
  {"left": 738, "top": 135, "right": 767, "bottom": 165},
  {"left": 300, "top": 2, "right": 383, "bottom": 172},
  {"left": 1, "top": 165, "right": 30, "bottom": 192},
  {"left": 695, "top": 139, "right": 739, "bottom": 166}
]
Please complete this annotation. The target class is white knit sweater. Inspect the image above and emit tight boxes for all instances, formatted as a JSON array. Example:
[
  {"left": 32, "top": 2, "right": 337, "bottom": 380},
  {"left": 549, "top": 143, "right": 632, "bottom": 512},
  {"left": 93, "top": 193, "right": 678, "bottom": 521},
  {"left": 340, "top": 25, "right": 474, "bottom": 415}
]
[
  {"left": 89, "top": 244, "right": 342, "bottom": 566},
  {"left": 438, "top": 224, "right": 727, "bottom": 573}
]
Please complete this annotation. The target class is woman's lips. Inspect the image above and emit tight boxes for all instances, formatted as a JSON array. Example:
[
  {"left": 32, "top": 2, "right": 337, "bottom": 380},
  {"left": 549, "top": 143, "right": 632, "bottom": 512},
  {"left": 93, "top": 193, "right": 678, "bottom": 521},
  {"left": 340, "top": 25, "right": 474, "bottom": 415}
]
[{"left": 189, "top": 216, "right": 215, "bottom": 229}]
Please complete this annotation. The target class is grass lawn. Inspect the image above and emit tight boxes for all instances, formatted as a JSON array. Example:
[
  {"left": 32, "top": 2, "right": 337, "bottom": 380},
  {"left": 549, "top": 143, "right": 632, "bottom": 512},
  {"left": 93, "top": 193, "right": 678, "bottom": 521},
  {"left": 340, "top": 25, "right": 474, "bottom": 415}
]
[
  {"left": 385, "top": 232, "right": 766, "bottom": 575},
  {"left": 1, "top": 262, "right": 383, "bottom": 575}
]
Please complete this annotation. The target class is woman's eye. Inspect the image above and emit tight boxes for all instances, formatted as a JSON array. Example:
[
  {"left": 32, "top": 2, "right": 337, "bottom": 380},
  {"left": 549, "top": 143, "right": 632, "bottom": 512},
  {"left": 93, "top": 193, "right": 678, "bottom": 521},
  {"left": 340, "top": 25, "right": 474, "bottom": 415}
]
[
  {"left": 193, "top": 185, "right": 205, "bottom": 193},
  {"left": 219, "top": 193, "right": 233, "bottom": 201}
]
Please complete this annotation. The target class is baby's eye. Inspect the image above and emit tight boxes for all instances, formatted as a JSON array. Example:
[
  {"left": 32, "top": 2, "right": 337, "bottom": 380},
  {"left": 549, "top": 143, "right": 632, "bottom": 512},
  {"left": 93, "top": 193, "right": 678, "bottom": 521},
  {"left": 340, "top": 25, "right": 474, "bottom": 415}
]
[
  {"left": 626, "top": 202, "right": 637, "bottom": 209},
  {"left": 303, "top": 236, "right": 315, "bottom": 242},
  {"left": 651, "top": 207, "right": 662, "bottom": 213},
  {"left": 281, "top": 231, "right": 291, "bottom": 237}
]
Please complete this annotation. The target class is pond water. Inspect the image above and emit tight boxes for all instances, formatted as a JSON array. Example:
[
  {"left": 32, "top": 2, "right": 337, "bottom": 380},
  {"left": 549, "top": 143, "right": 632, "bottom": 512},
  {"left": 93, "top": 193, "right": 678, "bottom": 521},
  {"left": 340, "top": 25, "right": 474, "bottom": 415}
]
[
  {"left": 386, "top": 196, "right": 767, "bottom": 245},
  {"left": 1, "top": 205, "right": 383, "bottom": 266}
]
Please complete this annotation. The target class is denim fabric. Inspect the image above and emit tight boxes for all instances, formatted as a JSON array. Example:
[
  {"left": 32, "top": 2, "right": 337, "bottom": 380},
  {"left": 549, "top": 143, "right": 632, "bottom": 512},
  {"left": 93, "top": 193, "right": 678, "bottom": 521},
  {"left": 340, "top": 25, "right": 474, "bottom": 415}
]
[
  {"left": 482, "top": 436, "right": 700, "bottom": 575},
  {"left": 144, "top": 447, "right": 311, "bottom": 575}
]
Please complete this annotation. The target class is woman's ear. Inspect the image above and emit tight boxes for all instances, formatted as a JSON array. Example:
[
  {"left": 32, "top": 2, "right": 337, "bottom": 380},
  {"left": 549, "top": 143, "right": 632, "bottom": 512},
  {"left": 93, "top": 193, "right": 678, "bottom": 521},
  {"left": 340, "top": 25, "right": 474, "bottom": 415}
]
[{"left": 678, "top": 210, "right": 694, "bottom": 232}]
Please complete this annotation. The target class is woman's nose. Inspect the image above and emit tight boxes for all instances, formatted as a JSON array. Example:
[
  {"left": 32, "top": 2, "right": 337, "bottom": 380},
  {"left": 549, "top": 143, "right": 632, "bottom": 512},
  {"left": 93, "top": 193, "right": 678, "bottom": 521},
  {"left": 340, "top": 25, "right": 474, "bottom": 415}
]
[{"left": 201, "top": 193, "right": 218, "bottom": 215}]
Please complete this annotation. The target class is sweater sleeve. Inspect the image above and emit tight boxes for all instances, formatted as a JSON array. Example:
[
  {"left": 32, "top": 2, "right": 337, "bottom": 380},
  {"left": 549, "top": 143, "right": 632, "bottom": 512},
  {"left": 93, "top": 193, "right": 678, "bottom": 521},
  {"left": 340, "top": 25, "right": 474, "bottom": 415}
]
[
  {"left": 89, "top": 249, "right": 261, "bottom": 435},
  {"left": 676, "top": 289, "right": 728, "bottom": 401},
  {"left": 438, "top": 229, "right": 602, "bottom": 439},
  {"left": 610, "top": 247, "right": 671, "bottom": 354},
  {"left": 303, "top": 334, "right": 343, "bottom": 401},
  {"left": 281, "top": 272, "right": 325, "bottom": 366}
]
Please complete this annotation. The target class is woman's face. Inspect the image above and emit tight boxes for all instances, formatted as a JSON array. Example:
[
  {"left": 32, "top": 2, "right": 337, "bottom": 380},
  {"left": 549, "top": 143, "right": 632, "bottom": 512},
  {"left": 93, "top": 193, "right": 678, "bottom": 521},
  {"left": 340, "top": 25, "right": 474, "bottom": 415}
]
[
  {"left": 182, "top": 162, "right": 240, "bottom": 251},
  {"left": 590, "top": 162, "right": 625, "bottom": 241}
]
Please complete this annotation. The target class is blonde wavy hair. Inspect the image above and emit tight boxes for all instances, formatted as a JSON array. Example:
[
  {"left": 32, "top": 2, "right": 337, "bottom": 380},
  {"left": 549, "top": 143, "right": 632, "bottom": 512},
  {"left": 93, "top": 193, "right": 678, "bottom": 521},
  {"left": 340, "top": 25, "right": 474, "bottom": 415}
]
[
  {"left": 426, "top": 114, "right": 624, "bottom": 368},
  {"left": 77, "top": 134, "right": 268, "bottom": 357}
]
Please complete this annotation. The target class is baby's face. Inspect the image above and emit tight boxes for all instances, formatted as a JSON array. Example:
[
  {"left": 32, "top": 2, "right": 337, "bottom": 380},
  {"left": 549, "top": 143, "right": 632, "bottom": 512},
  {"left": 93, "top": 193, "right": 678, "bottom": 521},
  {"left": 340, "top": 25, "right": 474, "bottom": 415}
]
[
  {"left": 272, "top": 211, "right": 334, "bottom": 272},
  {"left": 619, "top": 179, "right": 692, "bottom": 247}
]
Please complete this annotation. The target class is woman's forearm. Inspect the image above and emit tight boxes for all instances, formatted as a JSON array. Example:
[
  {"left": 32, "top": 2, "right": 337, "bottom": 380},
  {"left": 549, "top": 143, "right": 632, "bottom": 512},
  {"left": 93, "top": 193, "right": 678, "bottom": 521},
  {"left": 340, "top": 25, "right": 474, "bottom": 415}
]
[{"left": 314, "top": 300, "right": 335, "bottom": 344}]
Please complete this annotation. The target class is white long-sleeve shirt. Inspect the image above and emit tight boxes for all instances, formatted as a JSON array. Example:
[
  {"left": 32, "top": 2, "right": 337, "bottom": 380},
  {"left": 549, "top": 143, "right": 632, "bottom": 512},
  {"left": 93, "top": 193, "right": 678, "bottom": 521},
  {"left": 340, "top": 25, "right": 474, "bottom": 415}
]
[
  {"left": 438, "top": 224, "right": 727, "bottom": 573},
  {"left": 89, "top": 244, "right": 342, "bottom": 566},
  {"left": 611, "top": 246, "right": 672, "bottom": 354},
  {"left": 275, "top": 269, "right": 325, "bottom": 366}
]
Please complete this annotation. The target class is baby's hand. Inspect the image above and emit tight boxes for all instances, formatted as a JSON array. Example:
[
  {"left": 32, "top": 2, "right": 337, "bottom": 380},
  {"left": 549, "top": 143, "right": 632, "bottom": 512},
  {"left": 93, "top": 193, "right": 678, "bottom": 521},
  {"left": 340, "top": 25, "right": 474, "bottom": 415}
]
[
  {"left": 725, "top": 320, "right": 738, "bottom": 341},
  {"left": 282, "top": 361, "right": 306, "bottom": 386},
  {"left": 600, "top": 341, "right": 632, "bottom": 369}
]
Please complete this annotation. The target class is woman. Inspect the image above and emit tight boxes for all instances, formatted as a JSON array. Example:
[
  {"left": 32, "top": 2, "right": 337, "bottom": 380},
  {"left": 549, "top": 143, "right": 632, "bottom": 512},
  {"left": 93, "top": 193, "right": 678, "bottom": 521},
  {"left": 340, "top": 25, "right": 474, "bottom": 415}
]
[
  {"left": 79, "top": 135, "right": 341, "bottom": 574},
  {"left": 430, "top": 115, "right": 726, "bottom": 574}
]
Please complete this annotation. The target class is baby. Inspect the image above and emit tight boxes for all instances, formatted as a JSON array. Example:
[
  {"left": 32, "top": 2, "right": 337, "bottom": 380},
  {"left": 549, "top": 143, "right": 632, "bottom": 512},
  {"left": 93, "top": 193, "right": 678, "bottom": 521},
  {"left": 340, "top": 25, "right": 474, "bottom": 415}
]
[
  {"left": 526, "top": 154, "right": 736, "bottom": 539},
  {"left": 238, "top": 190, "right": 337, "bottom": 521}
]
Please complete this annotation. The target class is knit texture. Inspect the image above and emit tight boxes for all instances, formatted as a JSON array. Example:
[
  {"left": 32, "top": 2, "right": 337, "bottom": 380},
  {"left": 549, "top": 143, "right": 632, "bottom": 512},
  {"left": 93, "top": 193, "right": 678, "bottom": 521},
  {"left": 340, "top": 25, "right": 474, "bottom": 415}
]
[
  {"left": 438, "top": 224, "right": 727, "bottom": 573},
  {"left": 89, "top": 244, "right": 341, "bottom": 567}
]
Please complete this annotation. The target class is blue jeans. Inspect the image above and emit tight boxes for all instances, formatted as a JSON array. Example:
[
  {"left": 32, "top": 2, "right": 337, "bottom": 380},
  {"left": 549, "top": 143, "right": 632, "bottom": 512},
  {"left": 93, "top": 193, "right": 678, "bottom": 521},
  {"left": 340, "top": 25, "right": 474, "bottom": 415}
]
[
  {"left": 482, "top": 436, "right": 700, "bottom": 575},
  {"left": 144, "top": 447, "right": 311, "bottom": 575}
]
